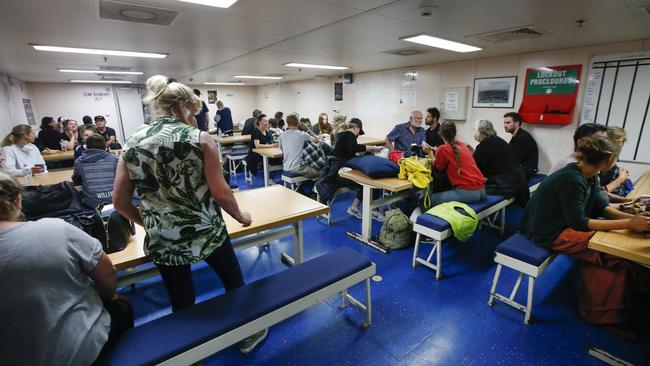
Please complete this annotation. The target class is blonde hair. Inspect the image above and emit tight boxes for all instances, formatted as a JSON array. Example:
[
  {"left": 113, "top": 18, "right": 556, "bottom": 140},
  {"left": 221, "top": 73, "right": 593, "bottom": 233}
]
[
  {"left": 332, "top": 114, "right": 347, "bottom": 126},
  {"left": 143, "top": 75, "right": 201, "bottom": 121},
  {"left": 607, "top": 126, "right": 627, "bottom": 144},
  {"left": 0, "top": 172, "right": 23, "bottom": 221},
  {"left": 474, "top": 119, "right": 496, "bottom": 142},
  {"left": 2, "top": 125, "right": 32, "bottom": 147}
]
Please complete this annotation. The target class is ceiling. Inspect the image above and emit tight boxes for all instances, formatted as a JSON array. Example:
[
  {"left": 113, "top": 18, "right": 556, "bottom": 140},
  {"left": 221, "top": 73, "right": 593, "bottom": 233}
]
[{"left": 1, "top": 0, "right": 650, "bottom": 85}]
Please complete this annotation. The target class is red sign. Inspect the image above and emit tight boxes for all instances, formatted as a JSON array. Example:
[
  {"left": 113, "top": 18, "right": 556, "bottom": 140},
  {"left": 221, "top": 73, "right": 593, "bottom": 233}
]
[{"left": 518, "top": 64, "right": 582, "bottom": 125}]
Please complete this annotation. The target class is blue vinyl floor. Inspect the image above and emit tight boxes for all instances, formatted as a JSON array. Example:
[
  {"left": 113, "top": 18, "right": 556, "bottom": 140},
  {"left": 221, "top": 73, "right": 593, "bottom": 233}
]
[{"left": 119, "top": 173, "right": 650, "bottom": 365}]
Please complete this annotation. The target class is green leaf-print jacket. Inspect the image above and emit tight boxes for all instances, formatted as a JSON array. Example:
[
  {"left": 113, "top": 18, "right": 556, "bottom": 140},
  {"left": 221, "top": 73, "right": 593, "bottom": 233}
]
[{"left": 123, "top": 116, "right": 227, "bottom": 265}]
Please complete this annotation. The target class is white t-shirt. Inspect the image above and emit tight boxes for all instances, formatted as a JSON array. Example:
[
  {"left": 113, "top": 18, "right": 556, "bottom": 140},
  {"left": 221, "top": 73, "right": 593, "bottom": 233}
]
[
  {"left": 548, "top": 152, "right": 577, "bottom": 175},
  {"left": 279, "top": 129, "right": 310, "bottom": 172},
  {"left": 0, "top": 218, "right": 110, "bottom": 366},
  {"left": 1, "top": 143, "right": 46, "bottom": 176}
]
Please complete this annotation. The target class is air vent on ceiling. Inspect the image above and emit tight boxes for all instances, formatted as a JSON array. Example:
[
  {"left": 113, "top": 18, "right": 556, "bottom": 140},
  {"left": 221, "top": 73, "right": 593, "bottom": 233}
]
[
  {"left": 467, "top": 26, "right": 544, "bottom": 43},
  {"left": 99, "top": 0, "right": 180, "bottom": 26},
  {"left": 382, "top": 48, "right": 430, "bottom": 56}
]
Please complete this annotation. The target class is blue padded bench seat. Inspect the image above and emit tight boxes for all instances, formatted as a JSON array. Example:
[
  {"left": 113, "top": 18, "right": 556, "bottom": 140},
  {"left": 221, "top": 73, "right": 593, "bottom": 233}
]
[
  {"left": 415, "top": 194, "right": 507, "bottom": 231},
  {"left": 107, "top": 247, "right": 374, "bottom": 366},
  {"left": 488, "top": 233, "right": 557, "bottom": 324},
  {"left": 528, "top": 173, "right": 546, "bottom": 187},
  {"left": 495, "top": 233, "right": 551, "bottom": 266},
  {"left": 412, "top": 194, "right": 513, "bottom": 280}
]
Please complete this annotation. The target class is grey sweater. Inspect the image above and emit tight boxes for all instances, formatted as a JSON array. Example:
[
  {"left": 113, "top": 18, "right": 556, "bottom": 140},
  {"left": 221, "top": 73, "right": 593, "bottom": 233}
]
[{"left": 72, "top": 148, "right": 118, "bottom": 208}]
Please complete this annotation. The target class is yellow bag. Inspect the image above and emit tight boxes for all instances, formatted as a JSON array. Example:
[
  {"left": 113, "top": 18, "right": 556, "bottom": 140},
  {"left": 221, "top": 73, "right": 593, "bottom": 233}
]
[{"left": 398, "top": 157, "right": 431, "bottom": 189}]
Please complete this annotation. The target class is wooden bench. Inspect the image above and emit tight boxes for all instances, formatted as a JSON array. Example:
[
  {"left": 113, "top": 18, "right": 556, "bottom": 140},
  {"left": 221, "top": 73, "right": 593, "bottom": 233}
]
[{"left": 105, "top": 247, "right": 375, "bottom": 366}]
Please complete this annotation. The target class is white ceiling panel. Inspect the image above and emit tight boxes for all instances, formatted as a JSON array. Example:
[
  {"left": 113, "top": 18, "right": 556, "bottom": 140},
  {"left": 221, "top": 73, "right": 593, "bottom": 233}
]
[{"left": 0, "top": 0, "right": 648, "bottom": 84}]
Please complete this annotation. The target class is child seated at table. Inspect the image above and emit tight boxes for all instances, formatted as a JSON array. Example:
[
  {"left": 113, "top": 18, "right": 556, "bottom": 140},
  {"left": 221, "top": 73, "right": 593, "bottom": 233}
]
[
  {"left": 599, "top": 127, "right": 634, "bottom": 203},
  {"left": 520, "top": 136, "right": 650, "bottom": 332}
]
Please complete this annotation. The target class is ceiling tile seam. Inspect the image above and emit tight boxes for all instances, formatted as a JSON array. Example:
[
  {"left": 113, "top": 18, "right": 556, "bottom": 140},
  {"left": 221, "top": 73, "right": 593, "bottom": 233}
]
[
  {"left": 181, "top": 0, "right": 405, "bottom": 80},
  {"left": 475, "top": 0, "right": 534, "bottom": 28},
  {"left": 621, "top": 0, "right": 650, "bottom": 33}
]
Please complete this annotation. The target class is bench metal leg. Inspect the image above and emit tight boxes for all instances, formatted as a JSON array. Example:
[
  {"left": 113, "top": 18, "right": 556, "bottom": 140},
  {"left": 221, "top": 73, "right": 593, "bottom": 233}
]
[
  {"left": 525, "top": 276, "right": 535, "bottom": 324},
  {"left": 499, "top": 207, "right": 506, "bottom": 236},
  {"left": 338, "top": 279, "right": 372, "bottom": 328},
  {"left": 488, "top": 264, "right": 502, "bottom": 306},
  {"left": 413, "top": 238, "right": 442, "bottom": 279},
  {"left": 510, "top": 272, "right": 524, "bottom": 300},
  {"left": 364, "top": 277, "right": 372, "bottom": 328},
  {"left": 412, "top": 233, "right": 421, "bottom": 268}
]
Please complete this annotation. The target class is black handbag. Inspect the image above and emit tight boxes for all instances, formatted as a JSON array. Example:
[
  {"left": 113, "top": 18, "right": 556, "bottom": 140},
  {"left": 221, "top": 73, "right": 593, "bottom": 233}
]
[
  {"left": 62, "top": 205, "right": 135, "bottom": 254},
  {"left": 22, "top": 182, "right": 87, "bottom": 220}
]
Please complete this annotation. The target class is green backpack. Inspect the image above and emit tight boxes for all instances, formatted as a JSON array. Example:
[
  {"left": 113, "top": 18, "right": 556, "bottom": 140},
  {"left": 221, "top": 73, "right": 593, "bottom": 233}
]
[{"left": 378, "top": 208, "right": 413, "bottom": 249}]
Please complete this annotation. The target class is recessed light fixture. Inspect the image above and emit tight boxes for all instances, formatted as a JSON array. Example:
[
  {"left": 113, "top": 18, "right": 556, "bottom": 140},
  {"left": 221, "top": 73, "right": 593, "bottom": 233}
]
[
  {"left": 204, "top": 82, "right": 246, "bottom": 85},
  {"left": 176, "top": 0, "right": 239, "bottom": 8},
  {"left": 400, "top": 35, "right": 481, "bottom": 53},
  {"left": 284, "top": 63, "right": 349, "bottom": 70},
  {"left": 69, "top": 80, "right": 133, "bottom": 84},
  {"left": 59, "top": 69, "right": 144, "bottom": 75},
  {"left": 32, "top": 44, "right": 168, "bottom": 59},
  {"left": 232, "top": 75, "right": 283, "bottom": 80}
]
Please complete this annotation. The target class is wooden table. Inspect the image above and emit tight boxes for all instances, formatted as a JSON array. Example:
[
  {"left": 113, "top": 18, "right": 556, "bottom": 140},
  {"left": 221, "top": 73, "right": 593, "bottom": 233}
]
[
  {"left": 108, "top": 185, "right": 329, "bottom": 285},
  {"left": 589, "top": 171, "right": 650, "bottom": 265},
  {"left": 339, "top": 169, "right": 413, "bottom": 244},
  {"left": 42, "top": 150, "right": 74, "bottom": 162},
  {"left": 214, "top": 134, "right": 250, "bottom": 160},
  {"left": 253, "top": 147, "right": 283, "bottom": 187},
  {"left": 357, "top": 136, "right": 385, "bottom": 146},
  {"left": 27, "top": 169, "right": 74, "bottom": 186}
]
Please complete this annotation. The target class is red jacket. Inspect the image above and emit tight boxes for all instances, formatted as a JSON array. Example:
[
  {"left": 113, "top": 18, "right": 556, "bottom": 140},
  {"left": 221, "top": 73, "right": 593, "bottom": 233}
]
[{"left": 434, "top": 142, "right": 485, "bottom": 190}]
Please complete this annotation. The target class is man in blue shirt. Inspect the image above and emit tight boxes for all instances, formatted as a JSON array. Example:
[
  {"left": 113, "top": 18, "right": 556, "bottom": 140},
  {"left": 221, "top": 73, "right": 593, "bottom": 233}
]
[
  {"left": 214, "top": 100, "right": 234, "bottom": 136},
  {"left": 385, "top": 110, "right": 426, "bottom": 152}
]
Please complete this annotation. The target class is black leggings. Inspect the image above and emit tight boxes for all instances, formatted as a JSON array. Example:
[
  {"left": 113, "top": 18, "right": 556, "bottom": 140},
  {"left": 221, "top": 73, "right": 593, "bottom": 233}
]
[
  {"left": 156, "top": 236, "right": 244, "bottom": 312},
  {"left": 93, "top": 296, "right": 134, "bottom": 365}
]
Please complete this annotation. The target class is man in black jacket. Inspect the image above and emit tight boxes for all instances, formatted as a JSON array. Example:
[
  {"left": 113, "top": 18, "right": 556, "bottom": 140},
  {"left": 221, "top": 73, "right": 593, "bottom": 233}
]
[{"left": 504, "top": 112, "right": 538, "bottom": 179}]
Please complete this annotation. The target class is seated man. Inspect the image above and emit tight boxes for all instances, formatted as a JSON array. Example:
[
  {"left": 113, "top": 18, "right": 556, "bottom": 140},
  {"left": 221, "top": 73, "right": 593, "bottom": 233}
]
[
  {"left": 548, "top": 122, "right": 607, "bottom": 175},
  {"left": 242, "top": 109, "right": 262, "bottom": 135},
  {"left": 74, "top": 124, "right": 97, "bottom": 161},
  {"left": 278, "top": 113, "right": 321, "bottom": 178},
  {"left": 503, "top": 112, "right": 538, "bottom": 179},
  {"left": 72, "top": 133, "right": 119, "bottom": 208},
  {"left": 520, "top": 136, "right": 650, "bottom": 332},
  {"left": 94, "top": 115, "right": 120, "bottom": 149},
  {"left": 385, "top": 110, "right": 426, "bottom": 154}
]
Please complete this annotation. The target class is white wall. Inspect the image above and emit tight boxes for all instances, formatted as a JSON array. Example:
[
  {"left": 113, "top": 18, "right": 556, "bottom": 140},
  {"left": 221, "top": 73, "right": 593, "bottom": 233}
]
[
  {"left": 188, "top": 85, "right": 258, "bottom": 128},
  {"left": 29, "top": 83, "right": 125, "bottom": 143},
  {"left": 0, "top": 73, "right": 36, "bottom": 139},
  {"left": 254, "top": 38, "right": 650, "bottom": 179}
]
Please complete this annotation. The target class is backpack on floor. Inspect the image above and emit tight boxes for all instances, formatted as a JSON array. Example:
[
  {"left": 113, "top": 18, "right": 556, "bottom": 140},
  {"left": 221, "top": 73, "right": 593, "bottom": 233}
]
[{"left": 378, "top": 208, "right": 412, "bottom": 249}]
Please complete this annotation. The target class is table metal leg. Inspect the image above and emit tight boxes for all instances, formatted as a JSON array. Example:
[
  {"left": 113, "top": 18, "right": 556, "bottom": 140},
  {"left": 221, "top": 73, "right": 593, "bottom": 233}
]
[
  {"left": 281, "top": 221, "right": 303, "bottom": 266},
  {"left": 263, "top": 156, "right": 270, "bottom": 186},
  {"left": 361, "top": 186, "right": 373, "bottom": 241}
]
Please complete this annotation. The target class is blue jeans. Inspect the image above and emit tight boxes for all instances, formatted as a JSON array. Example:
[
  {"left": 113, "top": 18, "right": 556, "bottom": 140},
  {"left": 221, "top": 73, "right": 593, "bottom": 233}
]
[{"left": 428, "top": 187, "right": 486, "bottom": 208}]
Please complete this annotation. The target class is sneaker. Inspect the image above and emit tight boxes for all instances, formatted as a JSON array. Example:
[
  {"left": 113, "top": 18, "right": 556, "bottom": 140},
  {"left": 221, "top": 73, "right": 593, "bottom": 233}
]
[
  {"left": 240, "top": 328, "right": 268, "bottom": 354},
  {"left": 346, "top": 206, "right": 362, "bottom": 219},
  {"left": 371, "top": 209, "right": 385, "bottom": 223}
]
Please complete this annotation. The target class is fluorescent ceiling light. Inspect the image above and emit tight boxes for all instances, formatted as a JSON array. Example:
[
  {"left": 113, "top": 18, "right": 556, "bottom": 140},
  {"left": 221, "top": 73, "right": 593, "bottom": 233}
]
[
  {"left": 284, "top": 63, "right": 349, "bottom": 70},
  {"left": 59, "top": 69, "right": 143, "bottom": 75},
  {"left": 32, "top": 44, "right": 168, "bottom": 59},
  {"left": 232, "top": 75, "right": 283, "bottom": 80},
  {"left": 204, "top": 82, "right": 246, "bottom": 85},
  {"left": 401, "top": 35, "right": 481, "bottom": 53},
  {"left": 70, "top": 80, "right": 133, "bottom": 84},
  {"left": 176, "top": 0, "right": 238, "bottom": 8}
]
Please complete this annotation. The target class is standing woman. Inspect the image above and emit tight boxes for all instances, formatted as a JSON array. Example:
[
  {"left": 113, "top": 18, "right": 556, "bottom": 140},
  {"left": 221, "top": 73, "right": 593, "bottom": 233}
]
[
  {"left": 245, "top": 113, "right": 279, "bottom": 177},
  {"left": 113, "top": 75, "right": 267, "bottom": 353},
  {"left": 1, "top": 124, "right": 46, "bottom": 176}
]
